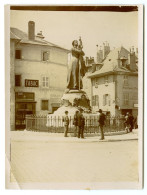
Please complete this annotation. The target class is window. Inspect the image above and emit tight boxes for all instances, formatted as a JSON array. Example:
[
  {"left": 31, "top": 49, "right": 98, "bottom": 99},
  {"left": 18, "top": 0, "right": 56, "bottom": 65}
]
[
  {"left": 41, "top": 100, "right": 49, "bottom": 110},
  {"left": 15, "top": 50, "right": 21, "bottom": 59},
  {"left": 123, "top": 93, "right": 129, "bottom": 105},
  {"left": 92, "top": 78, "right": 98, "bottom": 88},
  {"left": 104, "top": 76, "right": 108, "bottom": 83},
  {"left": 15, "top": 75, "right": 21, "bottom": 86},
  {"left": 42, "top": 76, "right": 49, "bottom": 88},
  {"left": 42, "top": 51, "right": 49, "bottom": 61},
  {"left": 92, "top": 78, "right": 95, "bottom": 87},
  {"left": 92, "top": 95, "right": 99, "bottom": 106},
  {"left": 103, "top": 94, "right": 111, "bottom": 106},
  {"left": 123, "top": 75, "right": 128, "bottom": 86},
  {"left": 95, "top": 78, "right": 98, "bottom": 88}
]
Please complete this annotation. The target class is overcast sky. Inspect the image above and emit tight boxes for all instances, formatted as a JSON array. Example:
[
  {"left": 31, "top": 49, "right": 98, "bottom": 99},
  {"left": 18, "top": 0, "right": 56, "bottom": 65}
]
[{"left": 10, "top": 10, "right": 138, "bottom": 58}]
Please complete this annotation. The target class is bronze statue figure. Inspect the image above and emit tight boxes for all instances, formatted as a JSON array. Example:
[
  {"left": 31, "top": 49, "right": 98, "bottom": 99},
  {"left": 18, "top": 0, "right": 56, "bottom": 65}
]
[{"left": 67, "top": 37, "right": 86, "bottom": 90}]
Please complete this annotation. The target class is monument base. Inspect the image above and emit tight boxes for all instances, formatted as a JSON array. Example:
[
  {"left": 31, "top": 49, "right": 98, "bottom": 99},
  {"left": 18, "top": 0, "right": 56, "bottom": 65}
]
[
  {"left": 60, "top": 89, "right": 91, "bottom": 113},
  {"left": 46, "top": 89, "right": 92, "bottom": 127},
  {"left": 48, "top": 89, "right": 91, "bottom": 117}
]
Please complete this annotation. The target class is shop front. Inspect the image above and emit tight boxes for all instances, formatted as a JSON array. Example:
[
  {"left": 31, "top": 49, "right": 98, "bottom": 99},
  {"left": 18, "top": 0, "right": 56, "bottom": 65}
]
[{"left": 15, "top": 92, "right": 36, "bottom": 129}]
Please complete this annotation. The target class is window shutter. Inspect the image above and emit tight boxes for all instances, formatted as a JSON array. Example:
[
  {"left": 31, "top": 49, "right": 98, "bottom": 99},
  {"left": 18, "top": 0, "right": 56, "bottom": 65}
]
[
  {"left": 97, "top": 95, "right": 99, "bottom": 107},
  {"left": 123, "top": 94, "right": 126, "bottom": 105},
  {"left": 94, "top": 95, "right": 96, "bottom": 106},
  {"left": 103, "top": 95, "right": 105, "bottom": 106},
  {"left": 92, "top": 78, "right": 95, "bottom": 86},
  {"left": 95, "top": 78, "right": 98, "bottom": 88},
  {"left": 95, "top": 95, "right": 98, "bottom": 106},
  {"left": 92, "top": 96, "right": 94, "bottom": 106},
  {"left": 127, "top": 93, "right": 129, "bottom": 105},
  {"left": 108, "top": 94, "right": 111, "bottom": 106}
]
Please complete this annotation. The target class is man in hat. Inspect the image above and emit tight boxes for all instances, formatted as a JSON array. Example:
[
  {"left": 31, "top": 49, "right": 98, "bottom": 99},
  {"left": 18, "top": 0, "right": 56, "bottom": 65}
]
[
  {"left": 98, "top": 109, "right": 106, "bottom": 140},
  {"left": 77, "top": 108, "right": 85, "bottom": 138},
  {"left": 62, "top": 111, "right": 69, "bottom": 137},
  {"left": 73, "top": 110, "right": 79, "bottom": 137}
]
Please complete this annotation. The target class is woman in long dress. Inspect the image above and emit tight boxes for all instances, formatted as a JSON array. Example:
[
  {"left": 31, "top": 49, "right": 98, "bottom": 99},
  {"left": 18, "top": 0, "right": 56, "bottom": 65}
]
[{"left": 67, "top": 40, "right": 85, "bottom": 90}]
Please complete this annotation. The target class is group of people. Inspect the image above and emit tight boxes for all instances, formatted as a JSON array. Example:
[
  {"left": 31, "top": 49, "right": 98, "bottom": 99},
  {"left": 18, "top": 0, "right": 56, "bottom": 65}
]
[
  {"left": 63, "top": 110, "right": 137, "bottom": 138},
  {"left": 62, "top": 108, "right": 106, "bottom": 140},
  {"left": 124, "top": 112, "right": 137, "bottom": 133},
  {"left": 62, "top": 108, "right": 85, "bottom": 138}
]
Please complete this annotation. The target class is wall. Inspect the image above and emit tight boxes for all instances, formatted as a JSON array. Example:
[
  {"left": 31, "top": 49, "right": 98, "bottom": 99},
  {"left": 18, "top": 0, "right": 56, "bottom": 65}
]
[
  {"left": 15, "top": 43, "right": 68, "bottom": 115},
  {"left": 116, "top": 74, "right": 138, "bottom": 114},
  {"left": 91, "top": 75, "right": 115, "bottom": 115},
  {"left": 15, "top": 44, "right": 68, "bottom": 65},
  {"left": 10, "top": 40, "right": 16, "bottom": 130}
]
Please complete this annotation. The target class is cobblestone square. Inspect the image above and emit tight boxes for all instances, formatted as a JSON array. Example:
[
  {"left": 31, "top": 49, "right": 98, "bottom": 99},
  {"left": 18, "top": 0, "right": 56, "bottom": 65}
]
[{"left": 10, "top": 131, "right": 138, "bottom": 184}]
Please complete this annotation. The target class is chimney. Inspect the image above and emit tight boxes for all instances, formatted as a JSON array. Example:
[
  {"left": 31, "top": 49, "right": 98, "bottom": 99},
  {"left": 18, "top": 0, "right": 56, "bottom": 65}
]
[
  {"left": 129, "top": 52, "right": 136, "bottom": 71},
  {"left": 36, "top": 31, "right": 45, "bottom": 39},
  {"left": 103, "top": 41, "right": 110, "bottom": 58},
  {"left": 28, "top": 21, "right": 35, "bottom": 40},
  {"left": 117, "top": 51, "right": 121, "bottom": 68}
]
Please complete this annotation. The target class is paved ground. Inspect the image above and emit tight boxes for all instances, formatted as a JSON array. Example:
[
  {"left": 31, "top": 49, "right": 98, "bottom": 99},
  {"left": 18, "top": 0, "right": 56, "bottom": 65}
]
[{"left": 10, "top": 130, "right": 138, "bottom": 184}]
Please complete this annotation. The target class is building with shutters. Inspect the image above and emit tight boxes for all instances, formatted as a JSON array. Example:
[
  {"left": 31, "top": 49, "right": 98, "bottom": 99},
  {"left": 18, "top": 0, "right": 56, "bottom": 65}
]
[
  {"left": 10, "top": 21, "right": 69, "bottom": 130},
  {"left": 85, "top": 46, "right": 138, "bottom": 117}
]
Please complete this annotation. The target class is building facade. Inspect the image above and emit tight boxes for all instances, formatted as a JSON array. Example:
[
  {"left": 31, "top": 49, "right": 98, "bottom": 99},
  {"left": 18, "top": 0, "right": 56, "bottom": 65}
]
[
  {"left": 10, "top": 21, "right": 69, "bottom": 130},
  {"left": 84, "top": 46, "right": 138, "bottom": 117}
]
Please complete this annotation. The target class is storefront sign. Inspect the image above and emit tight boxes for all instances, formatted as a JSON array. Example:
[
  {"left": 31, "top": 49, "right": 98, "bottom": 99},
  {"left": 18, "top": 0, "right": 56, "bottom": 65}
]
[
  {"left": 16, "top": 92, "right": 34, "bottom": 100},
  {"left": 25, "top": 79, "right": 39, "bottom": 87}
]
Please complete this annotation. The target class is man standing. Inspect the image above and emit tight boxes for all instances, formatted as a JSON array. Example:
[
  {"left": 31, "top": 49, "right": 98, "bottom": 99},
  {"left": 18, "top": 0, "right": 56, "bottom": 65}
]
[
  {"left": 124, "top": 112, "right": 130, "bottom": 133},
  {"left": 129, "top": 113, "right": 134, "bottom": 132},
  {"left": 73, "top": 110, "right": 79, "bottom": 137},
  {"left": 63, "top": 111, "right": 69, "bottom": 137},
  {"left": 98, "top": 109, "right": 105, "bottom": 140},
  {"left": 77, "top": 108, "right": 85, "bottom": 139}
]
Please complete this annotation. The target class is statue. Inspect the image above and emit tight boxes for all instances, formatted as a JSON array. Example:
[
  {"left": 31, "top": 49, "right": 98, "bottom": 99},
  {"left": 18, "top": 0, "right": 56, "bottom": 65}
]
[
  {"left": 46, "top": 38, "right": 91, "bottom": 123},
  {"left": 67, "top": 37, "right": 86, "bottom": 90}
]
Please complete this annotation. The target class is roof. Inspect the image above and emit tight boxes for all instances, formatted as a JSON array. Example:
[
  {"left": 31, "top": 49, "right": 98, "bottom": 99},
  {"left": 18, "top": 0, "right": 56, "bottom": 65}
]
[
  {"left": 10, "top": 31, "right": 21, "bottom": 40},
  {"left": 10, "top": 27, "right": 69, "bottom": 52},
  {"left": 88, "top": 46, "right": 138, "bottom": 78}
]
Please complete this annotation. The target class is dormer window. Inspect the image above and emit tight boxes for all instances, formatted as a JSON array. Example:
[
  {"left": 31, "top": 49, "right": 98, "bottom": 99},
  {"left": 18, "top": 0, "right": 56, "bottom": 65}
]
[
  {"left": 42, "top": 51, "right": 49, "bottom": 61},
  {"left": 120, "top": 56, "right": 127, "bottom": 67}
]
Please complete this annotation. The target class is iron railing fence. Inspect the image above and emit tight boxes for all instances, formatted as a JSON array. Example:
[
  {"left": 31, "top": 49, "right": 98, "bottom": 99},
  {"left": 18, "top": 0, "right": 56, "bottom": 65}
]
[{"left": 26, "top": 115, "right": 126, "bottom": 134}]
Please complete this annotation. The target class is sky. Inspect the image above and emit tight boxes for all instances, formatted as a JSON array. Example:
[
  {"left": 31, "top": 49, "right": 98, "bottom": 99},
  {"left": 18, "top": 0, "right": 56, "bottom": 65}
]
[{"left": 10, "top": 10, "right": 138, "bottom": 58}]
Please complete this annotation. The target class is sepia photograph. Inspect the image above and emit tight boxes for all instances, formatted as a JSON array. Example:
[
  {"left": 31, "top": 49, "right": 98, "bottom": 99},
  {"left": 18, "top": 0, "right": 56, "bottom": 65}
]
[{"left": 5, "top": 5, "right": 143, "bottom": 190}]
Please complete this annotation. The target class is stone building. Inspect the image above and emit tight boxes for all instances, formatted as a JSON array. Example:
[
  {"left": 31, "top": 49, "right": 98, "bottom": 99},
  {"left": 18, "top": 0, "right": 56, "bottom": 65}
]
[
  {"left": 10, "top": 21, "right": 69, "bottom": 129},
  {"left": 84, "top": 46, "right": 138, "bottom": 117}
]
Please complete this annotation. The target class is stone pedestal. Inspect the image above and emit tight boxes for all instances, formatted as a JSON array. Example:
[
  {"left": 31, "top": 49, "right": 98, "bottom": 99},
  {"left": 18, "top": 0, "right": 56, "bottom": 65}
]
[{"left": 49, "top": 89, "right": 91, "bottom": 117}]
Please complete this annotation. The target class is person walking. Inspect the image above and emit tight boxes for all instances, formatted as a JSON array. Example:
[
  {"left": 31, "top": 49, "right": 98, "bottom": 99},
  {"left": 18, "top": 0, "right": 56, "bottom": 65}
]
[
  {"left": 62, "top": 111, "right": 69, "bottom": 137},
  {"left": 98, "top": 109, "right": 105, "bottom": 140},
  {"left": 77, "top": 108, "right": 85, "bottom": 139},
  {"left": 73, "top": 110, "right": 79, "bottom": 137}
]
